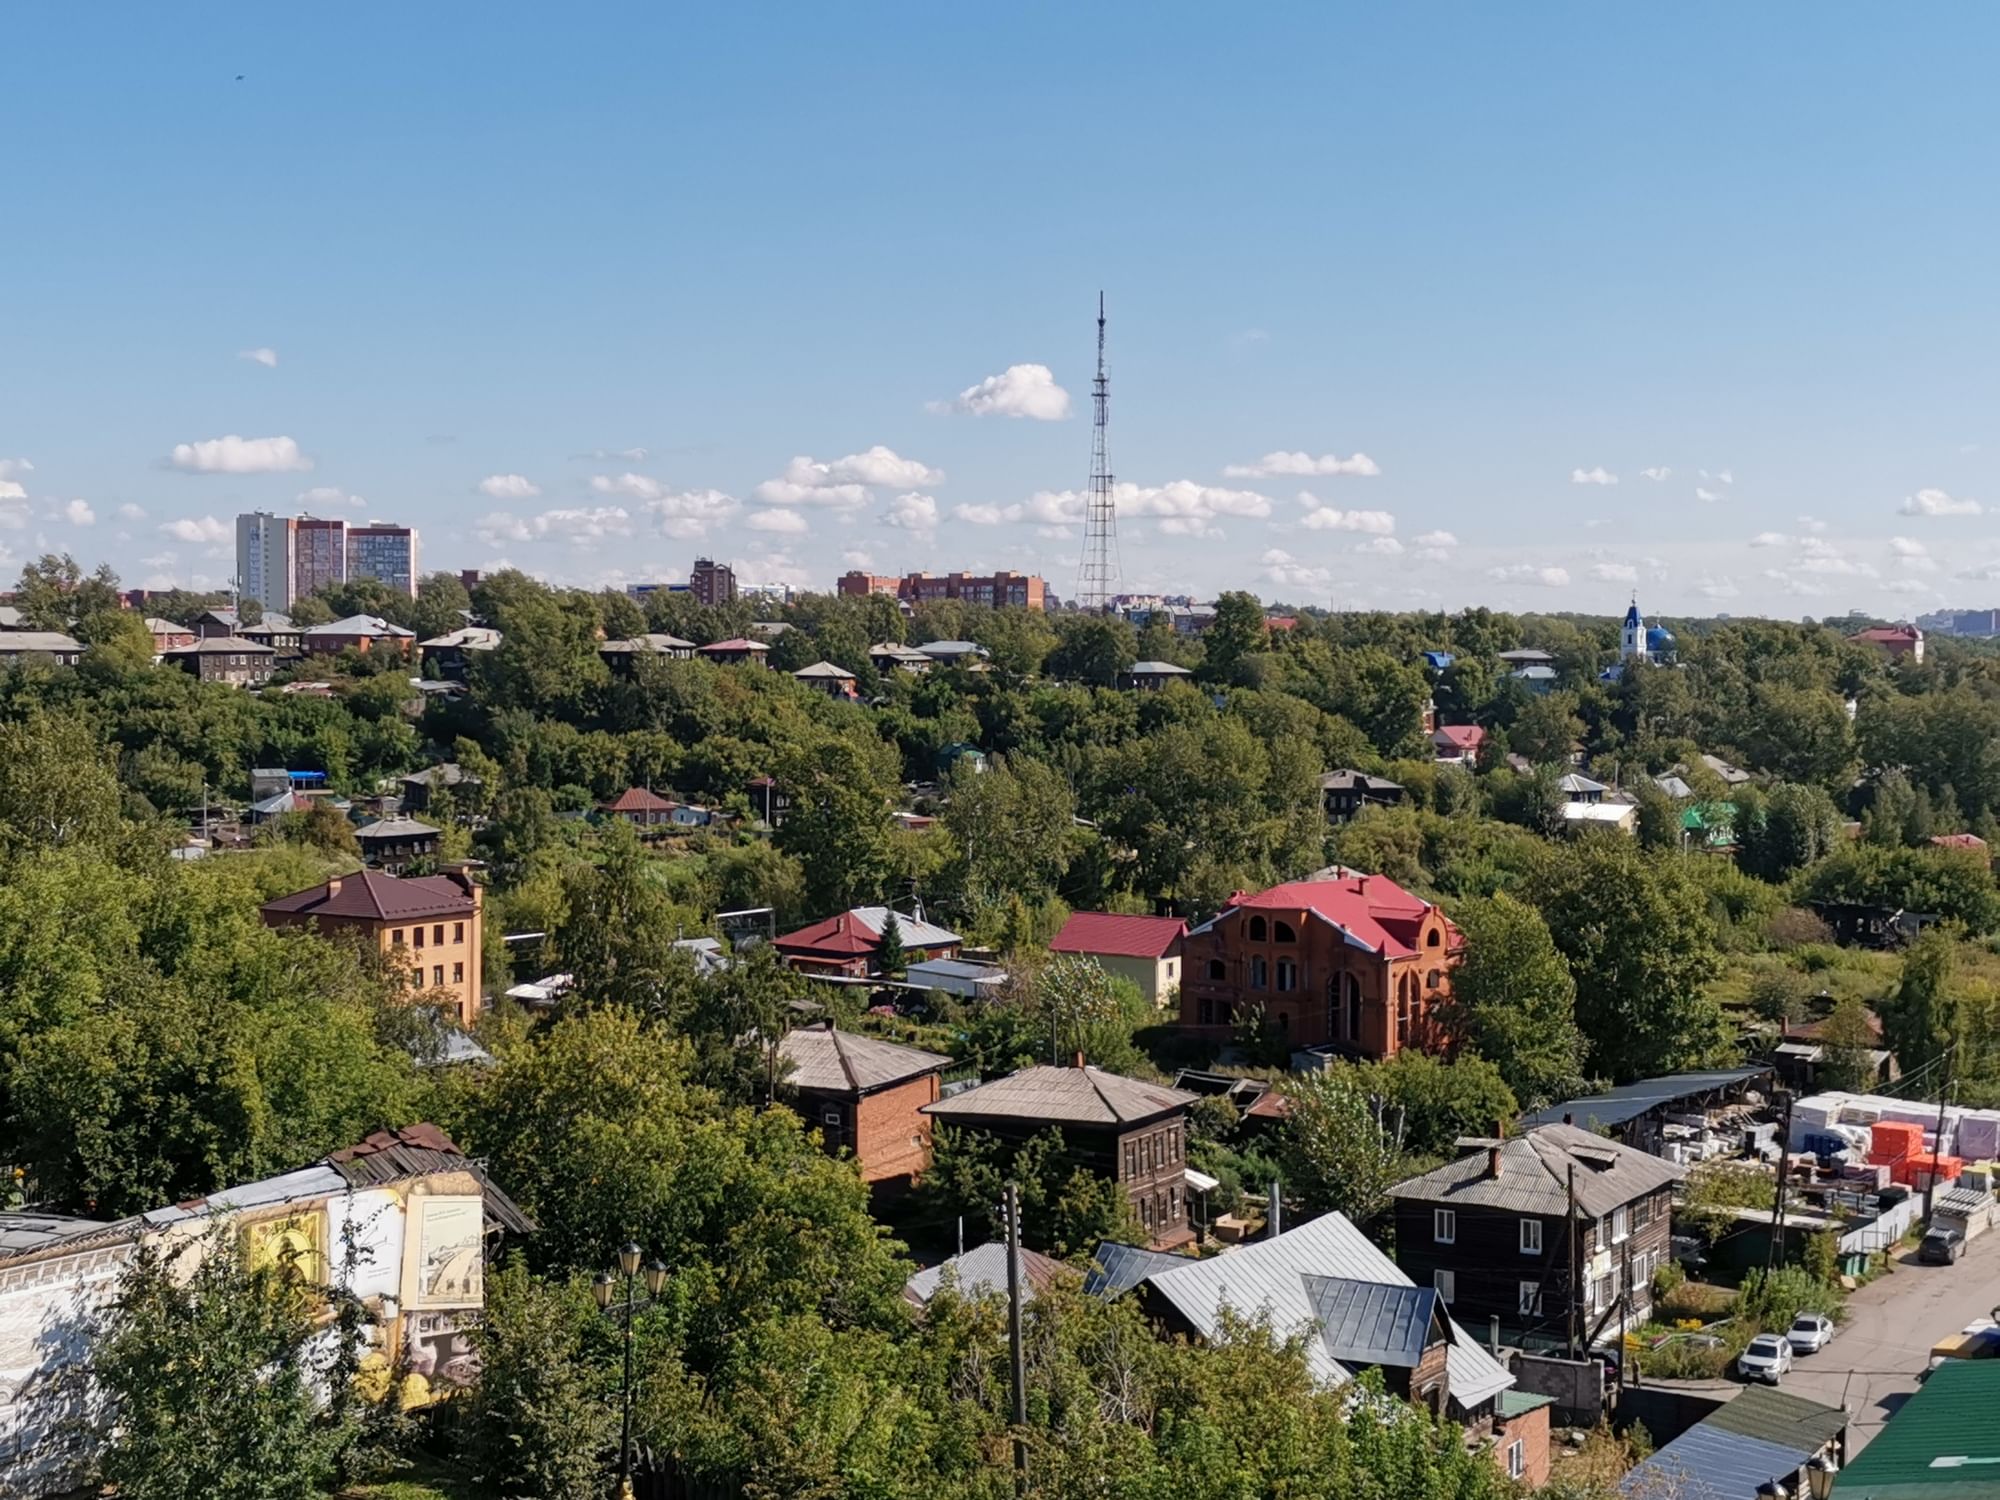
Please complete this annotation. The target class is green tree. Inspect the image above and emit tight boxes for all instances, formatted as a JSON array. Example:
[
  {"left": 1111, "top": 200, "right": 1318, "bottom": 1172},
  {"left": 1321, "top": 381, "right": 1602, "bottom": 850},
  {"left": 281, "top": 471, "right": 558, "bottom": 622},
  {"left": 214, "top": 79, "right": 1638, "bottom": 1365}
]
[
  {"left": 1884, "top": 928, "right": 1956, "bottom": 1077},
  {"left": 773, "top": 737, "right": 898, "bottom": 914},
  {"left": 79, "top": 1229, "right": 354, "bottom": 1500},
  {"left": 1509, "top": 690, "right": 1585, "bottom": 766},
  {"left": 1275, "top": 1066, "right": 1402, "bottom": 1225},
  {"left": 1818, "top": 995, "right": 1881, "bottom": 1092},
  {"left": 1746, "top": 967, "right": 1809, "bottom": 1028},
  {"left": 14, "top": 552, "right": 120, "bottom": 631},
  {"left": 1045, "top": 614, "right": 1139, "bottom": 687},
  {"left": 1735, "top": 781, "right": 1841, "bottom": 882},
  {"left": 875, "top": 909, "right": 907, "bottom": 976},
  {"left": 940, "top": 755, "right": 1075, "bottom": 923},
  {"left": 915, "top": 1124, "right": 1140, "bottom": 1256},
  {"left": 1442, "top": 892, "right": 1585, "bottom": 1107},
  {"left": 1200, "top": 591, "right": 1267, "bottom": 684},
  {"left": 1530, "top": 838, "right": 1727, "bottom": 1079},
  {"left": 1355, "top": 1050, "right": 1517, "bottom": 1157}
]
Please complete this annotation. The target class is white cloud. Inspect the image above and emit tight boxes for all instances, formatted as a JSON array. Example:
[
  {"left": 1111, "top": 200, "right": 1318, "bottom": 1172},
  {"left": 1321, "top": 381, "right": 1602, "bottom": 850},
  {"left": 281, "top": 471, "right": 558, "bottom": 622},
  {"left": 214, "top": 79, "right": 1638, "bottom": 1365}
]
[
  {"left": 476, "top": 506, "right": 633, "bottom": 547},
  {"left": 297, "top": 485, "right": 365, "bottom": 510},
  {"left": 1695, "top": 487, "right": 1720, "bottom": 503},
  {"left": 1749, "top": 531, "right": 1788, "bottom": 548},
  {"left": 1414, "top": 529, "right": 1457, "bottom": 549},
  {"left": 478, "top": 473, "right": 542, "bottom": 501},
  {"left": 1487, "top": 564, "right": 1571, "bottom": 587},
  {"left": 1355, "top": 535, "right": 1403, "bottom": 556},
  {"left": 1259, "top": 547, "right": 1332, "bottom": 592},
  {"left": 1590, "top": 562, "right": 1639, "bottom": 584},
  {"left": 160, "top": 515, "right": 230, "bottom": 544},
  {"left": 0, "top": 481, "right": 25, "bottom": 503},
  {"left": 882, "top": 492, "right": 939, "bottom": 533},
  {"left": 1881, "top": 579, "right": 1931, "bottom": 595},
  {"left": 237, "top": 347, "right": 278, "bottom": 368},
  {"left": 1640, "top": 467, "right": 1671, "bottom": 481},
  {"left": 1762, "top": 569, "right": 1824, "bottom": 598},
  {"left": 840, "top": 548, "right": 875, "bottom": 570},
  {"left": 167, "top": 434, "right": 311, "bottom": 474},
  {"left": 116, "top": 503, "right": 146, "bottom": 522},
  {"left": 1890, "top": 536, "right": 1927, "bottom": 557},
  {"left": 757, "top": 446, "right": 942, "bottom": 507},
  {"left": 644, "top": 489, "right": 738, "bottom": 539},
  {"left": 746, "top": 508, "right": 810, "bottom": 535},
  {"left": 1693, "top": 574, "right": 1739, "bottom": 599},
  {"left": 1158, "top": 516, "right": 1224, "bottom": 538},
  {"left": 0, "top": 459, "right": 32, "bottom": 483},
  {"left": 941, "top": 364, "right": 1071, "bottom": 421},
  {"left": 1799, "top": 554, "right": 1877, "bottom": 578},
  {"left": 1298, "top": 497, "right": 1396, "bottom": 534},
  {"left": 1899, "top": 487, "right": 1982, "bottom": 516},
  {"left": 1570, "top": 467, "right": 1618, "bottom": 486},
  {"left": 953, "top": 503, "right": 1007, "bottom": 526},
  {"left": 571, "top": 446, "right": 650, "bottom": 462},
  {"left": 1797, "top": 515, "right": 1829, "bottom": 533},
  {"left": 1700, "top": 468, "right": 1735, "bottom": 485},
  {"left": 978, "top": 480, "right": 1274, "bottom": 530},
  {"left": 60, "top": 499, "right": 94, "bottom": 526},
  {"left": 1225, "top": 450, "right": 1381, "bottom": 479}
]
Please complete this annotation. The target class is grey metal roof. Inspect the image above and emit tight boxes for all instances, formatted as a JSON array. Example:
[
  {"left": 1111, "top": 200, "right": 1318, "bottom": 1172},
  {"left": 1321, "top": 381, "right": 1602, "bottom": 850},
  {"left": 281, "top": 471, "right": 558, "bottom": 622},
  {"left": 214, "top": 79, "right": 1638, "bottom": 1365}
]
[
  {"left": 305, "top": 614, "right": 416, "bottom": 637},
  {"left": 1302, "top": 1275, "right": 1440, "bottom": 1369},
  {"left": 1622, "top": 1413, "right": 1834, "bottom": 1500},
  {"left": 1519, "top": 1067, "right": 1770, "bottom": 1134},
  {"left": 0, "top": 631, "right": 82, "bottom": 653},
  {"left": 916, "top": 639, "right": 988, "bottom": 657},
  {"left": 600, "top": 632, "right": 694, "bottom": 653},
  {"left": 1082, "top": 1240, "right": 1195, "bottom": 1299},
  {"left": 1387, "top": 1124, "right": 1685, "bottom": 1219},
  {"left": 163, "top": 634, "right": 275, "bottom": 655},
  {"left": 1124, "top": 660, "right": 1191, "bottom": 675},
  {"left": 1140, "top": 1211, "right": 1513, "bottom": 1409},
  {"left": 354, "top": 816, "right": 440, "bottom": 840},
  {"left": 419, "top": 626, "right": 501, "bottom": 649},
  {"left": 1319, "top": 769, "right": 1403, "bottom": 793},
  {"left": 905, "top": 957, "right": 1007, "bottom": 984},
  {"left": 0, "top": 1212, "right": 111, "bottom": 1255},
  {"left": 923, "top": 1063, "right": 1195, "bottom": 1128},
  {"left": 903, "top": 1242, "right": 1070, "bottom": 1307},
  {"left": 792, "top": 660, "right": 858, "bottom": 679},
  {"left": 1705, "top": 1385, "right": 1849, "bottom": 1453},
  {"left": 778, "top": 1024, "right": 950, "bottom": 1094}
]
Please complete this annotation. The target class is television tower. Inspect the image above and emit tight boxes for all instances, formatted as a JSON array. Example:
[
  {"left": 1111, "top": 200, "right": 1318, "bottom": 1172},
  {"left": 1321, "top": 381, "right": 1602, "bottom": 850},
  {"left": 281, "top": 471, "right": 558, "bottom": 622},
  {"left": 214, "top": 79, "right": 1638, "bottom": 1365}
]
[{"left": 1076, "top": 291, "right": 1120, "bottom": 612}]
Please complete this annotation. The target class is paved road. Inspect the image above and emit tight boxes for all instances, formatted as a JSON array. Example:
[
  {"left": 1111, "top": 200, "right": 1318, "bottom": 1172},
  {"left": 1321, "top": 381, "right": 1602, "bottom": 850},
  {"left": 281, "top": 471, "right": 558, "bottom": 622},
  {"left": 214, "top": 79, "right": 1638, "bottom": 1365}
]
[{"left": 1782, "top": 1227, "right": 2000, "bottom": 1452}]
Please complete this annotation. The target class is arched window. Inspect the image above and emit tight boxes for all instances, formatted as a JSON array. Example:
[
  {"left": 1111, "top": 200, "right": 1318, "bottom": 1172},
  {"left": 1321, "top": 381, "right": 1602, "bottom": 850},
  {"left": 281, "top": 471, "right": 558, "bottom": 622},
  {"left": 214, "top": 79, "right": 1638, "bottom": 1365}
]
[
  {"left": 1427, "top": 969, "right": 1443, "bottom": 990},
  {"left": 1247, "top": 915, "right": 1268, "bottom": 942},
  {"left": 1274, "top": 920, "right": 1297, "bottom": 943},
  {"left": 1339, "top": 973, "right": 1363, "bottom": 1042},
  {"left": 1426, "top": 927, "right": 1442, "bottom": 948},
  {"left": 1207, "top": 958, "right": 1226, "bottom": 982}
]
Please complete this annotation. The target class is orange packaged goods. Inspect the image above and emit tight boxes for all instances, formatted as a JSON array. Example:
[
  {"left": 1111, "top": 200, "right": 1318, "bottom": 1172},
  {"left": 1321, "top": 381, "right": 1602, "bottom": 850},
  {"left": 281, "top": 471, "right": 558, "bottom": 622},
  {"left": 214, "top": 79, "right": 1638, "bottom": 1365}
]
[{"left": 1870, "top": 1121, "right": 1925, "bottom": 1162}]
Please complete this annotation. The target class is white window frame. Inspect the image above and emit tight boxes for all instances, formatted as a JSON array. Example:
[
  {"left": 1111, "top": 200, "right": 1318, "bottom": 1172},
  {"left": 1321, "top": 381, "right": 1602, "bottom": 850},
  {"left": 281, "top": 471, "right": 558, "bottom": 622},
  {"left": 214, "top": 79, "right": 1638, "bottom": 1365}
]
[
  {"left": 1519, "top": 1281, "right": 1541, "bottom": 1317},
  {"left": 1434, "top": 1269, "right": 1455, "bottom": 1303},
  {"left": 1434, "top": 1209, "right": 1456, "bottom": 1245},
  {"left": 1520, "top": 1218, "right": 1543, "bottom": 1255},
  {"left": 1508, "top": 1440, "right": 1525, "bottom": 1480},
  {"left": 1611, "top": 1205, "right": 1630, "bottom": 1244}
]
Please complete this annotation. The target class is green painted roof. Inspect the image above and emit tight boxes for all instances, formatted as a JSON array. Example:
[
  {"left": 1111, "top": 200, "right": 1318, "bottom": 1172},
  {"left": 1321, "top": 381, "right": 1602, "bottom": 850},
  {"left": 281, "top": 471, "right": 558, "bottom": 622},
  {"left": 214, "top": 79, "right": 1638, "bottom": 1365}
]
[
  {"left": 1835, "top": 1360, "right": 2000, "bottom": 1500},
  {"left": 1705, "top": 1385, "right": 1847, "bottom": 1453},
  {"left": 1497, "top": 1389, "right": 1554, "bottom": 1419}
]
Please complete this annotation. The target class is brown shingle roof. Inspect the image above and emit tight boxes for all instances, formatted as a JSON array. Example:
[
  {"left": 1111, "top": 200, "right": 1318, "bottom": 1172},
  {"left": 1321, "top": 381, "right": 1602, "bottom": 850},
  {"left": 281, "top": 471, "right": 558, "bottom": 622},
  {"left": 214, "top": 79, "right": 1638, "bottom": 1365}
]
[
  {"left": 602, "top": 786, "right": 677, "bottom": 814},
  {"left": 1388, "top": 1122, "right": 1684, "bottom": 1218},
  {"left": 261, "top": 868, "right": 476, "bottom": 922},
  {"left": 922, "top": 1063, "right": 1195, "bottom": 1128},
  {"left": 778, "top": 1023, "right": 951, "bottom": 1094}
]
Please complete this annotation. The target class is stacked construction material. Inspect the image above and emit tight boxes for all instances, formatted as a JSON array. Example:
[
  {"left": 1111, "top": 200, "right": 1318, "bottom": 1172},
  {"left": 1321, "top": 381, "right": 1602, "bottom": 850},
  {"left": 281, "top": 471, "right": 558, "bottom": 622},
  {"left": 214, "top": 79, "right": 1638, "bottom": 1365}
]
[
  {"left": 1907, "top": 1154, "right": 1965, "bottom": 1192},
  {"left": 1870, "top": 1119, "right": 1926, "bottom": 1170}
]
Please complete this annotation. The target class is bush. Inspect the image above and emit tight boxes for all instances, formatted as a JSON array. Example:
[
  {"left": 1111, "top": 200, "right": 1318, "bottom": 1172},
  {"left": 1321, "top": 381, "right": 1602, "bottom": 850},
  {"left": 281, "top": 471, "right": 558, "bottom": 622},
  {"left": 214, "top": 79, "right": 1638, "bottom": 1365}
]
[{"left": 1738, "top": 1265, "right": 1843, "bottom": 1329}]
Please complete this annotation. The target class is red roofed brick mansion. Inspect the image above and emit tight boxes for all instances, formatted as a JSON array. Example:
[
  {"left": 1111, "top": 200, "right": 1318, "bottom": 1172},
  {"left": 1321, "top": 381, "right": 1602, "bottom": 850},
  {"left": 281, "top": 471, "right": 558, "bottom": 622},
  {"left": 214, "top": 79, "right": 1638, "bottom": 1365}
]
[{"left": 1178, "top": 871, "right": 1463, "bottom": 1058}]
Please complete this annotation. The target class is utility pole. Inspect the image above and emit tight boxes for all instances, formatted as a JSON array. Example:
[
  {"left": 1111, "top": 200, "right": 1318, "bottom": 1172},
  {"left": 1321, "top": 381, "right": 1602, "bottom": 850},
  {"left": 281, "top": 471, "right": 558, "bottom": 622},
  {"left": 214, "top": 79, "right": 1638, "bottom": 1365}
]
[
  {"left": 1075, "top": 292, "right": 1120, "bottom": 612},
  {"left": 1567, "top": 1163, "right": 1579, "bottom": 1361},
  {"left": 1005, "top": 1182, "right": 1028, "bottom": 1494},
  {"left": 1768, "top": 1092, "right": 1794, "bottom": 1271},
  {"left": 1927, "top": 1047, "right": 1956, "bottom": 1222}
]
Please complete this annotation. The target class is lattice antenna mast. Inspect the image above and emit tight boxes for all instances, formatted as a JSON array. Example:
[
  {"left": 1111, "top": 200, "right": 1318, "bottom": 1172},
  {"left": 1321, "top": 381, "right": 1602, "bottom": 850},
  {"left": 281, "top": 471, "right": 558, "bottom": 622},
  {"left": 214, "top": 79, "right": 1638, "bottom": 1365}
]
[{"left": 1076, "top": 291, "right": 1120, "bottom": 611}]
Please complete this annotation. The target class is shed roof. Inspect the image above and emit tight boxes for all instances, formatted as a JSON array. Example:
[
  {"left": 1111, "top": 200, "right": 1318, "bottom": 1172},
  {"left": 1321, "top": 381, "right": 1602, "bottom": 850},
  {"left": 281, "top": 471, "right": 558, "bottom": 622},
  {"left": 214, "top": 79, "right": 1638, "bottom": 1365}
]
[
  {"left": 777, "top": 1023, "right": 950, "bottom": 1095},
  {"left": 1082, "top": 1240, "right": 1196, "bottom": 1299},
  {"left": 1834, "top": 1359, "right": 2000, "bottom": 1500},
  {"left": 1302, "top": 1275, "right": 1441, "bottom": 1369},
  {"left": 1140, "top": 1211, "right": 1512, "bottom": 1408},
  {"left": 699, "top": 637, "right": 770, "bottom": 654},
  {"left": 923, "top": 1063, "right": 1195, "bottom": 1128},
  {"left": 1623, "top": 1422, "right": 1827, "bottom": 1500},
  {"left": 418, "top": 626, "right": 501, "bottom": 649},
  {"left": 1049, "top": 911, "right": 1189, "bottom": 960},
  {"left": 600, "top": 632, "right": 694, "bottom": 653},
  {"left": 1519, "top": 1067, "right": 1770, "bottom": 1134},
  {"left": 0, "top": 1212, "right": 111, "bottom": 1255},
  {"left": 1388, "top": 1123, "right": 1685, "bottom": 1219},
  {"left": 1704, "top": 1385, "right": 1850, "bottom": 1453}
]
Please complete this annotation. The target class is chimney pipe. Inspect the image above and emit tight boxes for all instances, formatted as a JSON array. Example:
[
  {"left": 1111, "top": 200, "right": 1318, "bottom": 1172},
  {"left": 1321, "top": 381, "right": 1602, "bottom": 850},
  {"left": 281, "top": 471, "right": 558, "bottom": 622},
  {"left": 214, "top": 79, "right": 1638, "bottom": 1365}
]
[
  {"left": 1072, "top": 1050, "right": 1086, "bottom": 1070},
  {"left": 1489, "top": 1146, "right": 1503, "bottom": 1179},
  {"left": 1267, "top": 1179, "right": 1283, "bottom": 1239},
  {"left": 1564, "top": 1112, "right": 1574, "bottom": 1127},
  {"left": 326, "top": 875, "right": 343, "bottom": 898}
]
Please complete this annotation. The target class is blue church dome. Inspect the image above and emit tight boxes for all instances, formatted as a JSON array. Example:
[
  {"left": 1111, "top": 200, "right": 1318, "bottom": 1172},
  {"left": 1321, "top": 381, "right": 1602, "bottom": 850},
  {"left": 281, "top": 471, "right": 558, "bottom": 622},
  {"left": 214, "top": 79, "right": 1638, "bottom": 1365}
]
[{"left": 1646, "top": 625, "right": 1676, "bottom": 652}]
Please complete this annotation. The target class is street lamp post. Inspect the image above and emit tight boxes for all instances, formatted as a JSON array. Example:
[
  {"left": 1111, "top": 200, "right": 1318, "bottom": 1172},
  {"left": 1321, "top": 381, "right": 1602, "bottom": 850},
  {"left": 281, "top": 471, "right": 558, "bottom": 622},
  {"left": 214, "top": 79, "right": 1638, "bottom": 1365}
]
[{"left": 593, "top": 1241, "right": 669, "bottom": 1500}]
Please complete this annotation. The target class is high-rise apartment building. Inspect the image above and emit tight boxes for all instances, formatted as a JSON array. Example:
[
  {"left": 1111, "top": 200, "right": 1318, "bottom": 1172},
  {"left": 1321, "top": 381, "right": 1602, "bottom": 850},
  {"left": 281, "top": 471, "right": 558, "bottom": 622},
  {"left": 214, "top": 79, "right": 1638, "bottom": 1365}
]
[
  {"left": 835, "top": 569, "right": 1046, "bottom": 611},
  {"left": 347, "top": 523, "right": 419, "bottom": 597},
  {"left": 293, "top": 516, "right": 348, "bottom": 603},
  {"left": 235, "top": 512, "right": 296, "bottom": 614},
  {"left": 690, "top": 557, "right": 737, "bottom": 607}
]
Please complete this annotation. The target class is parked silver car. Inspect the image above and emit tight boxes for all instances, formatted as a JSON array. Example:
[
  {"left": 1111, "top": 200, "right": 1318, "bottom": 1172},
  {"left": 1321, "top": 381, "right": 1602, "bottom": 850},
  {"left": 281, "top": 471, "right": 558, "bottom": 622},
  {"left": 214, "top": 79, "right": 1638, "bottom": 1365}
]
[
  {"left": 1787, "top": 1314, "right": 1835, "bottom": 1354},
  {"left": 1738, "top": 1333, "right": 1795, "bottom": 1383}
]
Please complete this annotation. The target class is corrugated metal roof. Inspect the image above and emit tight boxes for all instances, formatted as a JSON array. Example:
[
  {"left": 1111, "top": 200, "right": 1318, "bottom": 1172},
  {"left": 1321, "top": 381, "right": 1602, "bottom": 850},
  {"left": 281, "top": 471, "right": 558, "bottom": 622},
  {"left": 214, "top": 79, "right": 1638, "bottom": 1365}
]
[
  {"left": 1140, "top": 1211, "right": 1513, "bottom": 1411},
  {"left": 1050, "top": 911, "right": 1189, "bottom": 960},
  {"left": 778, "top": 1024, "right": 950, "bottom": 1094},
  {"left": 903, "top": 1242, "right": 1070, "bottom": 1307},
  {"left": 923, "top": 1064, "right": 1195, "bottom": 1128},
  {"left": 1705, "top": 1385, "right": 1849, "bottom": 1453},
  {"left": 144, "top": 1166, "right": 350, "bottom": 1226},
  {"left": 1082, "top": 1241, "right": 1195, "bottom": 1299},
  {"left": 1302, "top": 1275, "right": 1439, "bottom": 1369},
  {"left": 1388, "top": 1124, "right": 1684, "bottom": 1219},
  {"left": 0, "top": 1212, "right": 111, "bottom": 1255},
  {"left": 1519, "top": 1067, "right": 1770, "bottom": 1134},
  {"left": 1623, "top": 1423, "right": 1819, "bottom": 1500},
  {"left": 1835, "top": 1359, "right": 2000, "bottom": 1499}
]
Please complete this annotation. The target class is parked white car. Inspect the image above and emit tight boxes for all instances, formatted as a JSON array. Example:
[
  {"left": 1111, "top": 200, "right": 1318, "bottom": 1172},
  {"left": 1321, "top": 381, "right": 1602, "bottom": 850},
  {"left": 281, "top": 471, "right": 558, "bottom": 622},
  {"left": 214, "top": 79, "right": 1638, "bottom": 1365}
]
[
  {"left": 1787, "top": 1314, "right": 1835, "bottom": 1354},
  {"left": 1739, "top": 1333, "right": 1795, "bottom": 1383}
]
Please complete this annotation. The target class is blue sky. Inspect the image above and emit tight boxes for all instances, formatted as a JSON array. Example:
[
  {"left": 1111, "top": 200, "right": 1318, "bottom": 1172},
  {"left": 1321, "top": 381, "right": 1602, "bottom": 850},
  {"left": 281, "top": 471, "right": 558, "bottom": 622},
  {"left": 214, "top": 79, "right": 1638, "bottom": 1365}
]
[{"left": 5, "top": 5, "right": 1999, "bottom": 616}]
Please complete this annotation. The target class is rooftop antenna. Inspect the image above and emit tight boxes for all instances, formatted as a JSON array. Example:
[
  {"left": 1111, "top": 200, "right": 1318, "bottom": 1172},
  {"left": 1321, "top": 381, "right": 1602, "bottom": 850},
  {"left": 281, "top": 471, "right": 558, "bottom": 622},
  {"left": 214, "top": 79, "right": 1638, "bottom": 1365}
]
[{"left": 1076, "top": 291, "right": 1120, "bottom": 612}]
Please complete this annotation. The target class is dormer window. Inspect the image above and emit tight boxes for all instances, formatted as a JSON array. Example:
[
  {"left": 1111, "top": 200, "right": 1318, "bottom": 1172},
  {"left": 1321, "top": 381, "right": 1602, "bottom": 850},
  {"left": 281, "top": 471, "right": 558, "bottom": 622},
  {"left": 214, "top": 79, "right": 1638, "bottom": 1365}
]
[{"left": 1426, "top": 928, "right": 1441, "bottom": 948}]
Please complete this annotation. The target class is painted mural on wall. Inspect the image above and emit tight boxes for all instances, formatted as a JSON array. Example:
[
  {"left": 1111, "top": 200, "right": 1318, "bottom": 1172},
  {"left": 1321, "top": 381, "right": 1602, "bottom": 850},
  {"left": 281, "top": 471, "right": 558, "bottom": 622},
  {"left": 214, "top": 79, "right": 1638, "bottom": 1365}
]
[
  {"left": 401, "top": 1309, "right": 481, "bottom": 1407},
  {"left": 412, "top": 1197, "right": 482, "bottom": 1307}
]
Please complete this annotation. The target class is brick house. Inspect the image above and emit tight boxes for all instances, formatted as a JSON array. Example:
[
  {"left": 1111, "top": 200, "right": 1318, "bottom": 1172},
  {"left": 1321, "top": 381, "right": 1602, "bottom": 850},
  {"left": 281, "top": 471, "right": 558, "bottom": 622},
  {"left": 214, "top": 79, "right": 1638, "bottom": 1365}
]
[
  {"left": 260, "top": 868, "right": 484, "bottom": 1027},
  {"left": 1178, "top": 872, "right": 1464, "bottom": 1057},
  {"left": 1048, "top": 911, "right": 1188, "bottom": 1008},
  {"left": 773, "top": 906, "right": 961, "bottom": 978},
  {"left": 160, "top": 635, "right": 277, "bottom": 687},
  {"left": 1849, "top": 623, "right": 1924, "bottom": 664},
  {"left": 1387, "top": 1123, "right": 1685, "bottom": 1346},
  {"left": 145, "top": 617, "right": 196, "bottom": 652},
  {"left": 923, "top": 1061, "right": 1198, "bottom": 1249},
  {"left": 777, "top": 1022, "right": 951, "bottom": 1187}
]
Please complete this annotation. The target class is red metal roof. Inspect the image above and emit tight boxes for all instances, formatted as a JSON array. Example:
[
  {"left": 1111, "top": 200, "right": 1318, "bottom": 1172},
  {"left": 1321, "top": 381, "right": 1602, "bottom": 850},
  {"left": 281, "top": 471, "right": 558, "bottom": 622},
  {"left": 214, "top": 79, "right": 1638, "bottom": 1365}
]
[
  {"left": 1932, "top": 832, "right": 1988, "bottom": 850},
  {"left": 602, "top": 786, "right": 676, "bottom": 813},
  {"left": 1203, "top": 873, "right": 1457, "bottom": 960},
  {"left": 1853, "top": 625, "right": 1920, "bottom": 643},
  {"left": 1049, "top": 911, "right": 1188, "bottom": 960},
  {"left": 261, "top": 868, "right": 476, "bottom": 922},
  {"left": 1433, "top": 724, "right": 1485, "bottom": 750},
  {"left": 699, "top": 637, "right": 769, "bottom": 653}
]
